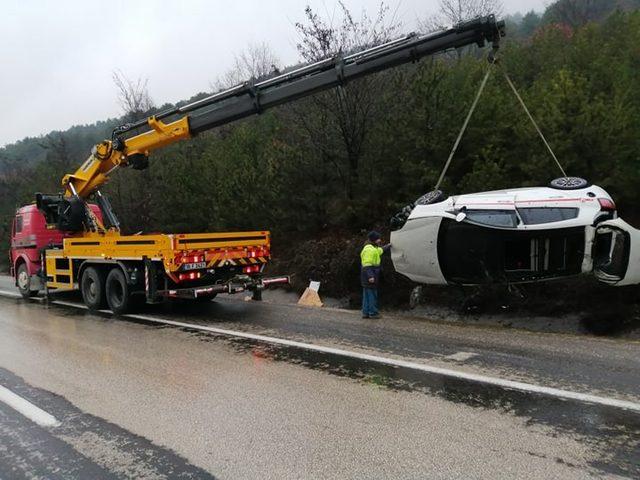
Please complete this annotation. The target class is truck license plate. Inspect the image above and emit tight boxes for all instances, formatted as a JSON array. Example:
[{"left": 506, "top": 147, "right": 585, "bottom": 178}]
[{"left": 183, "top": 262, "right": 207, "bottom": 271}]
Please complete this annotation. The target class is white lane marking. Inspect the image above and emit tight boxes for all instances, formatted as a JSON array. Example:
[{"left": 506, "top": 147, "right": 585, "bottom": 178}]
[
  {"left": 125, "top": 313, "right": 640, "bottom": 413},
  {"left": 0, "top": 290, "right": 22, "bottom": 298},
  {"left": 52, "top": 299, "right": 88, "bottom": 310},
  {"left": 1, "top": 290, "right": 640, "bottom": 413},
  {"left": 0, "top": 384, "right": 61, "bottom": 428},
  {"left": 444, "top": 351, "right": 478, "bottom": 362}
]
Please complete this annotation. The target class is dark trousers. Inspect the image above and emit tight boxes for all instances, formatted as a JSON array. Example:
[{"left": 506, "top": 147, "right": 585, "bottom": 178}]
[{"left": 362, "top": 288, "right": 379, "bottom": 317}]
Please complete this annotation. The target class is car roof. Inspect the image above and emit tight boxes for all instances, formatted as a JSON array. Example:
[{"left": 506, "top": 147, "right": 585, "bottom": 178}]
[{"left": 452, "top": 185, "right": 612, "bottom": 206}]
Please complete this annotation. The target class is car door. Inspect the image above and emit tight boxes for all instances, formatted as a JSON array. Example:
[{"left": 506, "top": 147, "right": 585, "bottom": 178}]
[{"left": 592, "top": 218, "right": 640, "bottom": 286}]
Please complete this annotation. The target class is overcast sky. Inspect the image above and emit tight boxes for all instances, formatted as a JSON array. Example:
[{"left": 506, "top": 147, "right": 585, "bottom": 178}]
[{"left": 0, "top": 0, "right": 549, "bottom": 147}]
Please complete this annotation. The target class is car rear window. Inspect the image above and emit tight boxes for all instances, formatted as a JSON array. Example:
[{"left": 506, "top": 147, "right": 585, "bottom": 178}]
[
  {"left": 465, "top": 210, "right": 518, "bottom": 228},
  {"left": 517, "top": 207, "right": 579, "bottom": 225},
  {"left": 15, "top": 215, "right": 23, "bottom": 234}
]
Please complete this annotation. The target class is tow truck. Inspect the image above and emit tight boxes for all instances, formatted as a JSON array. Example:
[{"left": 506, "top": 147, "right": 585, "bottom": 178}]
[{"left": 9, "top": 15, "right": 505, "bottom": 314}]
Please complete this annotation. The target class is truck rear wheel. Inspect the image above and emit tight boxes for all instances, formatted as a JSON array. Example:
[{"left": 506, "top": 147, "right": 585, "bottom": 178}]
[
  {"left": 16, "top": 263, "right": 38, "bottom": 299},
  {"left": 106, "top": 268, "right": 131, "bottom": 315},
  {"left": 81, "top": 266, "right": 107, "bottom": 310}
]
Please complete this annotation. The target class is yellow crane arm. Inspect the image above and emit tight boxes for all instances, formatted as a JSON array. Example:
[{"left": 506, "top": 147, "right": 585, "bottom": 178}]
[
  {"left": 61, "top": 116, "right": 190, "bottom": 199},
  {"left": 59, "top": 15, "right": 505, "bottom": 201},
  {"left": 42, "top": 15, "right": 504, "bottom": 233}
]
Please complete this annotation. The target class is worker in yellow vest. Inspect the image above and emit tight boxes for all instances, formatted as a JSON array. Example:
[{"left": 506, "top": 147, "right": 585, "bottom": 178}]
[{"left": 360, "top": 231, "right": 391, "bottom": 319}]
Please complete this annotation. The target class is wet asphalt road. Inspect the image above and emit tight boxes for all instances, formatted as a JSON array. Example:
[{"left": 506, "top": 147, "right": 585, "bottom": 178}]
[{"left": 0, "top": 277, "right": 639, "bottom": 478}]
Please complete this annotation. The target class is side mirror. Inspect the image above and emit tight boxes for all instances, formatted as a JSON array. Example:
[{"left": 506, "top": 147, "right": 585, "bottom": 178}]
[{"left": 455, "top": 212, "right": 467, "bottom": 223}]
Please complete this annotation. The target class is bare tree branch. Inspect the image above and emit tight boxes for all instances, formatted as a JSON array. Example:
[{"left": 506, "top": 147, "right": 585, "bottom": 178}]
[
  {"left": 291, "top": 2, "right": 401, "bottom": 202},
  {"left": 112, "top": 70, "right": 154, "bottom": 121},
  {"left": 423, "top": 0, "right": 504, "bottom": 31},
  {"left": 213, "top": 42, "right": 281, "bottom": 90}
]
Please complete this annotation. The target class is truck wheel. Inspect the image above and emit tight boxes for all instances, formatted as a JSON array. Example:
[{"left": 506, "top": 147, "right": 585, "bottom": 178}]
[
  {"left": 81, "top": 267, "right": 107, "bottom": 310},
  {"left": 106, "top": 268, "right": 131, "bottom": 315},
  {"left": 16, "top": 263, "right": 38, "bottom": 299}
]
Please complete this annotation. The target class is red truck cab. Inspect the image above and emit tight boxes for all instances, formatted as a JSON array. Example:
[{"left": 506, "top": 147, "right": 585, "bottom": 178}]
[{"left": 10, "top": 204, "right": 102, "bottom": 298}]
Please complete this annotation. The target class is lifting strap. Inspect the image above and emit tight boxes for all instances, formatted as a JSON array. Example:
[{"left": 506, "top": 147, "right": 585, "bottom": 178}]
[
  {"left": 434, "top": 59, "right": 568, "bottom": 190},
  {"left": 434, "top": 64, "right": 494, "bottom": 190},
  {"left": 500, "top": 68, "right": 568, "bottom": 178}
]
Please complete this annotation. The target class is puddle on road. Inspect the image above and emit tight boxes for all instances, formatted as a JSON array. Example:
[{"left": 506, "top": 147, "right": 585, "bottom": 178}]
[{"left": 190, "top": 330, "right": 640, "bottom": 478}]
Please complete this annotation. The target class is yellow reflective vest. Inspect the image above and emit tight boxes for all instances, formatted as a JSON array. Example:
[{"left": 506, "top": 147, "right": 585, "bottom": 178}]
[{"left": 360, "top": 244, "right": 384, "bottom": 267}]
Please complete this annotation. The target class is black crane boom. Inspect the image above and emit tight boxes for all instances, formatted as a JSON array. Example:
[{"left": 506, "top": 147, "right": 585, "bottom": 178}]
[{"left": 116, "top": 15, "right": 505, "bottom": 139}]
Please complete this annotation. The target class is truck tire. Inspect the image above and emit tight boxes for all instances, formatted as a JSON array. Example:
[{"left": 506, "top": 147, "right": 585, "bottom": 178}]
[
  {"left": 106, "top": 268, "right": 132, "bottom": 315},
  {"left": 81, "top": 267, "right": 107, "bottom": 310},
  {"left": 16, "top": 263, "right": 38, "bottom": 299}
]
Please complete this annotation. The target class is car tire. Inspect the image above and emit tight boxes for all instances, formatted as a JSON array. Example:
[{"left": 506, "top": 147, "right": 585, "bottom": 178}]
[
  {"left": 81, "top": 266, "right": 107, "bottom": 310},
  {"left": 415, "top": 190, "right": 447, "bottom": 205},
  {"left": 106, "top": 268, "right": 132, "bottom": 315},
  {"left": 16, "top": 263, "right": 38, "bottom": 299},
  {"left": 549, "top": 177, "right": 589, "bottom": 190},
  {"left": 409, "top": 286, "right": 423, "bottom": 310}
]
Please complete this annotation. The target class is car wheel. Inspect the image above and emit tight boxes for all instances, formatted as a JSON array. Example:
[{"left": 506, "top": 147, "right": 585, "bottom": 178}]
[
  {"left": 549, "top": 177, "right": 589, "bottom": 190},
  {"left": 81, "top": 266, "right": 107, "bottom": 310},
  {"left": 409, "top": 286, "right": 423, "bottom": 310},
  {"left": 16, "top": 263, "right": 38, "bottom": 299},
  {"left": 106, "top": 268, "right": 131, "bottom": 315},
  {"left": 415, "top": 190, "right": 447, "bottom": 205}
]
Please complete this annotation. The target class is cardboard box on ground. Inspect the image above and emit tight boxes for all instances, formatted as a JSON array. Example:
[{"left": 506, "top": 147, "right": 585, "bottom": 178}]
[{"left": 298, "top": 281, "right": 323, "bottom": 307}]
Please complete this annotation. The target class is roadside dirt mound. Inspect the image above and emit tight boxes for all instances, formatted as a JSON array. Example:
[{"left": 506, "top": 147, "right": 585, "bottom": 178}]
[
  {"left": 266, "top": 234, "right": 363, "bottom": 299},
  {"left": 267, "top": 232, "right": 639, "bottom": 334}
]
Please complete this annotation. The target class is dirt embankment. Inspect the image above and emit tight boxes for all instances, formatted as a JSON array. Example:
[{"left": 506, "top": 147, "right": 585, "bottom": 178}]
[{"left": 267, "top": 232, "right": 640, "bottom": 337}]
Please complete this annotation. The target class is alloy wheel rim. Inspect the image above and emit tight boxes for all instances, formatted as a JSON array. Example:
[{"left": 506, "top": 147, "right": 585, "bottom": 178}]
[{"left": 18, "top": 270, "right": 29, "bottom": 290}]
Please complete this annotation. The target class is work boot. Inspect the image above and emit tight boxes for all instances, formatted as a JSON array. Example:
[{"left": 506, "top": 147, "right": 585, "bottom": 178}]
[{"left": 369, "top": 313, "right": 382, "bottom": 319}]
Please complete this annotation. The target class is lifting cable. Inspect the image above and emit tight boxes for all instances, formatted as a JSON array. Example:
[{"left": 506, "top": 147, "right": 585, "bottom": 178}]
[
  {"left": 500, "top": 68, "right": 568, "bottom": 178},
  {"left": 434, "top": 64, "right": 494, "bottom": 191},
  {"left": 433, "top": 57, "right": 568, "bottom": 191}
]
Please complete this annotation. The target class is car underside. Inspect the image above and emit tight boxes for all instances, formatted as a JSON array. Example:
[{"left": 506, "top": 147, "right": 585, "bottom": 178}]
[
  {"left": 438, "top": 220, "right": 586, "bottom": 285},
  {"left": 390, "top": 180, "right": 640, "bottom": 288}
]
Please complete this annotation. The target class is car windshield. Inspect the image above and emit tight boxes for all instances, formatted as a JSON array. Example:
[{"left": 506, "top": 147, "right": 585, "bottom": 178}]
[
  {"left": 518, "top": 207, "right": 579, "bottom": 225},
  {"left": 464, "top": 210, "right": 518, "bottom": 228}
]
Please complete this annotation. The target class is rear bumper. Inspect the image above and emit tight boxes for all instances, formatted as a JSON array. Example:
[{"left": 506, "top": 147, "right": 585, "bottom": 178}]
[{"left": 160, "top": 275, "right": 290, "bottom": 299}]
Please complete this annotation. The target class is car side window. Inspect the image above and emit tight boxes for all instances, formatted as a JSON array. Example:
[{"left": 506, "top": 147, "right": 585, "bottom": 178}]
[
  {"left": 15, "top": 215, "right": 23, "bottom": 234},
  {"left": 517, "top": 207, "right": 579, "bottom": 225},
  {"left": 464, "top": 210, "right": 518, "bottom": 228}
]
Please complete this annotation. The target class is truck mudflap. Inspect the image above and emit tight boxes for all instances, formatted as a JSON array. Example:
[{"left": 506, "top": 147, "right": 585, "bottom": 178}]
[{"left": 160, "top": 275, "right": 290, "bottom": 300}]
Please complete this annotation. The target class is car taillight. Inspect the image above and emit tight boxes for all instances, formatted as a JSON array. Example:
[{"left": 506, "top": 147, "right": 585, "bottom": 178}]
[
  {"left": 178, "top": 272, "right": 202, "bottom": 282},
  {"left": 243, "top": 265, "right": 261, "bottom": 274},
  {"left": 598, "top": 198, "right": 616, "bottom": 211}
]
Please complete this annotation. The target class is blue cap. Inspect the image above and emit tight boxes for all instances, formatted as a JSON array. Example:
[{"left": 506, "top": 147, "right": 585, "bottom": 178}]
[{"left": 368, "top": 231, "right": 381, "bottom": 242}]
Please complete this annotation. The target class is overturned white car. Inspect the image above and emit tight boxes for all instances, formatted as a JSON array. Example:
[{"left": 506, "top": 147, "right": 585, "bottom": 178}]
[{"left": 391, "top": 178, "right": 640, "bottom": 287}]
